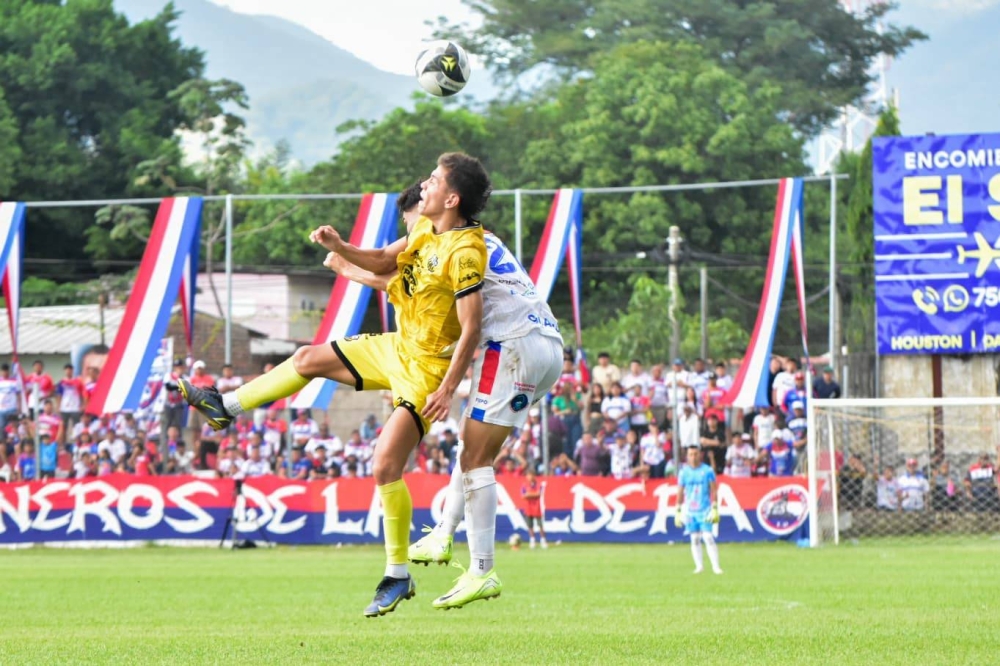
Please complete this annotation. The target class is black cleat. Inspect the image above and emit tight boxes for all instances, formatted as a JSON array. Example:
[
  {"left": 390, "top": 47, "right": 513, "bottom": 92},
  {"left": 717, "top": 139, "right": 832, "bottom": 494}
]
[{"left": 167, "top": 377, "right": 232, "bottom": 431}]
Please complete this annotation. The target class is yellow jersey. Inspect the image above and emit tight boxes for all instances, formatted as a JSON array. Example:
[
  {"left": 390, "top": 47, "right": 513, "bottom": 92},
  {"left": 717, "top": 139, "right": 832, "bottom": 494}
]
[{"left": 387, "top": 216, "right": 486, "bottom": 358}]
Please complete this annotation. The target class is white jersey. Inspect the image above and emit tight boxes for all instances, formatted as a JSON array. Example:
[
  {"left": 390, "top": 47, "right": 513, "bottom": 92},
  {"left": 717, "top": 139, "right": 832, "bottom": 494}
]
[{"left": 481, "top": 233, "right": 564, "bottom": 344}]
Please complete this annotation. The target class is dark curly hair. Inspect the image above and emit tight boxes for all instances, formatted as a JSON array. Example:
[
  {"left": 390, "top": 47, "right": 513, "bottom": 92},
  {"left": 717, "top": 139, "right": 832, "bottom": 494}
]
[
  {"left": 437, "top": 152, "right": 492, "bottom": 221},
  {"left": 396, "top": 181, "right": 422, "bottom": 214}
]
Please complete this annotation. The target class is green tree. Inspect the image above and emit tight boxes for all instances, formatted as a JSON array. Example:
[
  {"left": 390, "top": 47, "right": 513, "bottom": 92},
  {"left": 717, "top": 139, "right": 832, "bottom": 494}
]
[
  {"left": 309, "top": 95, "right": 494, "bottom": 194},
  {"left": 515, "top": 41, "right": 806, "bottom": 333},
  {"left": 0, "top": 0, "right": 203, "bottom": 277},
  {"left": 841, "top": 105, "right": 900, "bottom": 352},
  {"left": 434, "top": 0, "right": 924, "bottom": 135},
  {"left": 582, "top": 276, "right": 748, "bottom": 363}
]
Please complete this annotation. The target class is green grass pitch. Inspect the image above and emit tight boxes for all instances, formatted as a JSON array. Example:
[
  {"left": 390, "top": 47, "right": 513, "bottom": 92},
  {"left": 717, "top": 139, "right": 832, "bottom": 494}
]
[{"left": 3, "top": 539, "right": 998, "bottom": 664}]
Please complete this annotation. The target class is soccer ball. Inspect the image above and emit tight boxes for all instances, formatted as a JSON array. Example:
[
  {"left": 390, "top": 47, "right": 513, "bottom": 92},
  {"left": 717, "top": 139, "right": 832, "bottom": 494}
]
[
  {"left": 415, "top": 40, "right": 471, "bottom": 97},
  {"left": 508, "top": 533, "right": 522, "bottom": 550}
]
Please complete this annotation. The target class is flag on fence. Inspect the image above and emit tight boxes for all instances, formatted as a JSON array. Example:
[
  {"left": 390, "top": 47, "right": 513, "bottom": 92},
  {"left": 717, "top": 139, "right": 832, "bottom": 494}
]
[
  {"left": 529, "top": 188, "right": 584, "bottom": 303},
  {"left": 87, "top": 198, "right": 203, "bottom": 415},
  {"left": 179, "top": 220, "right": 201, "bottom": 355},
  {"left": 529, "top": 188, "right": 587, "bottom": 374},
  {"left": 0, "top": 202, "right": 25, "bottom": 358},
  {"left": 291, "top": 193, "right": 398, "bottom": 410},
  {"left": 721, "top": 179, "right": 806, "bottom": 408}
]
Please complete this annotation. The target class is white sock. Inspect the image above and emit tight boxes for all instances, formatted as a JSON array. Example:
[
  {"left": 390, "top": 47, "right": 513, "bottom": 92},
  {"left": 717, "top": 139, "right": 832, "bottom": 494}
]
[
  {"left": 384, "top": 563, "right": 408, "bottom": 579},
  {"left": 222, "top": 392, "right": 244, "bottom": 415},
  {"left": 702, "top": 533, "right": 721, "bottom": 571},
  {"left": 464, "top": 466, "right": 497, "bottom": 575},
  {"left": 435, "top": 456, "right": 464, "bottom": 538},
  {"left": 690, "top": 534, "right": 703, "bottom": 571}
]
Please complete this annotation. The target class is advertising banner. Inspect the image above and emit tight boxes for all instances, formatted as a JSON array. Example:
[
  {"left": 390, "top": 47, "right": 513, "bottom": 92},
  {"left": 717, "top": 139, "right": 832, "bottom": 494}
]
[
  {"left": 873, "top": 132, "right": 1000, "bottom": 355},
  {"left": 0, "top": 474, "right": 810, "bottom": 545}
]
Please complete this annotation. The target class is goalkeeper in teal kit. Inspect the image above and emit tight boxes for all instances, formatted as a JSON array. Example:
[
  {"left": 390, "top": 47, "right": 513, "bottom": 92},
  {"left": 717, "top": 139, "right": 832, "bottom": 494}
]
[{"left": 675, "top": 446, "right": 723, "bottom": 575}]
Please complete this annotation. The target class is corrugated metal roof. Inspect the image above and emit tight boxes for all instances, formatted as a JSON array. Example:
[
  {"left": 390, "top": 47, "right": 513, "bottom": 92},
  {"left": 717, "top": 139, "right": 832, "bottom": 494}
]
[{"left": 0, "top": 305, "right": 127, "bottom": 355}]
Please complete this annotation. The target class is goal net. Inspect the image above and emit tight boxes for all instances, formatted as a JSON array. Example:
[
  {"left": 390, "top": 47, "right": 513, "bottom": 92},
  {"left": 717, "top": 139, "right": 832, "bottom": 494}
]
[{"left": 807, "top": 397, "right": 1000, "bottom": 545}]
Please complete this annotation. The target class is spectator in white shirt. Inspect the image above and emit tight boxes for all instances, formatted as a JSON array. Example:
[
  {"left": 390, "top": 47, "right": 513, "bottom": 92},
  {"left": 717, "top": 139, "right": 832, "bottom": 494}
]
[
  {"left": 0, "top": 363, "right": 21, "bottom": 434},
  {"left": 290, "top": 409, "right": 319, "bottom": 448},
  {"left": 877, "top": 467, "right": 899, "bottom": 511},
  {"left": 647, "top": 364, "right": 671, "bottom": 427},
  {"left": 898, "top": 458, "right": 930, "bottom": 511},
  {"left": 640, "top": 422, "right": 667, "bottom": 478},
  {"left": 713, "top": 362, "right": 733, "bottom": 392},
  {"left": 678, "top": 402, "right": 701, "bottom": 449},
  {"left": 591, "top": 352, "right": 622, "bottom": 394},
  {"left": 217, "top": 445, "right": 242, "bottom": 477},
  {"left": 306, "top": 423, "right": 343, "bottom": 460},
  {"left": 688, "top": 358, "right": 712, "bottom": 397},
  {"left": 240, "top": 445, "right": 272, "bottom": 478},
  {"left": 752, "top": 406, "right": 776, "bottom": 449},
  {"left": 97, "top": 429, "right": 128, "bottom": 465},
  {"left": 664, "top": 358, "right": 690, "bottom": 406},
  {"left": 216, "top": 364, "right": 244, "bottom": 394},
  {"left": 620, "top": 360, "right": 651, "bottom": 394},
  {"left": 771, "top": 357, "right": 798, "bottom": 411},
  {"left": 725, "top": 432, "right": 756, "bottom": 478},
  {"left": 601, "top": 382, "right": 633, "bottom": 434}
]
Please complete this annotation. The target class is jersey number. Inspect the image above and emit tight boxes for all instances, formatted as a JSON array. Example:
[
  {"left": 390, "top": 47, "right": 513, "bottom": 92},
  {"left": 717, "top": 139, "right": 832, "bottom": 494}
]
[{"left": 488, "top": 244, "right": 517, "bottom": 275}]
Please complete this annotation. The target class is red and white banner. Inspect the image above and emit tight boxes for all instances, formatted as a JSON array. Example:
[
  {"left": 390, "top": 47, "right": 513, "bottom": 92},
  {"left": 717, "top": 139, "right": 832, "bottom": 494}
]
[
  {"left": 722, "top": 179, "right": 808, "bottom": 407},
  {"left": 87, "top": 198, "right": 203, "bottom": 415},
  {"left": 0, "top": 474, "right": 810, "bottom": 545},
  {"left": 291, "top": 193, "right": 399, "bottom": 410}
]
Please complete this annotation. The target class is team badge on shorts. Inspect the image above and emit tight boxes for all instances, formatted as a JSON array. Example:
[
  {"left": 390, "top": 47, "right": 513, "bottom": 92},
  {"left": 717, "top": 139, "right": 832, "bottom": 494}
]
[{"left": 510, "top": 394, "right": 529, "bottom": 412}]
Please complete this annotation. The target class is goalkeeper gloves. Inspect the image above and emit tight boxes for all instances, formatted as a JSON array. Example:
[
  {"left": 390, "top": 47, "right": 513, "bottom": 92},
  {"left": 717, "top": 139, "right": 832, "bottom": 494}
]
[
  {"left": 708, "top": 506, "right": 720, "bottom": 524},
  {"left": 674, "top": 509, "right": 684, "bottom": 528}
]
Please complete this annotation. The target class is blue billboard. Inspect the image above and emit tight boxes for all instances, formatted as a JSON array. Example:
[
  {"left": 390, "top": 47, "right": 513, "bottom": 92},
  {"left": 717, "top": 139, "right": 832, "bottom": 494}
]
[{"left": 873, "top": 132, "right": 1000, "bottom": 355}]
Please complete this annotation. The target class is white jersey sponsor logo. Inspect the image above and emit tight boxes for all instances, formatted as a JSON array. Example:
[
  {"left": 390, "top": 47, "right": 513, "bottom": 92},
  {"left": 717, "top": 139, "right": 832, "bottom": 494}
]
[{"left": 482, "top": 233, "right": 564, "bottom": 343}]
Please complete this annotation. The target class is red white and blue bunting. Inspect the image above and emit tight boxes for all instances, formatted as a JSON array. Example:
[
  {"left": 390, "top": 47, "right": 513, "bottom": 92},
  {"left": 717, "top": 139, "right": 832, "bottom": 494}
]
[
  {"left": 0, "top": 202, "right": 25, "bottom": 359},
  {"left": 529, "top": 189, "right": 588, "bottom": 381},
  {"left": 179, "top": 220, "right": 201, "bottom": 356},
  {"left": 0, "top": 202, "right": 26, "bottom": 411},
  {"left": 291, "top": 193, "right": 399, "bottom": 410},
  {"left": 87, "top": 198, "right": 203, "bottom": 415},
  {"left": 722, "top": 178, "right": 808, "bottom": 408}
]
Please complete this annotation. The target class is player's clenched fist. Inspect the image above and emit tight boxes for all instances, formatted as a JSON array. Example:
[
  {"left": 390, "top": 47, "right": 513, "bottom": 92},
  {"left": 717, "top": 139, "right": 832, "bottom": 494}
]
[{"left": 310, "top": 225, "right": 344, "bottom": 252}]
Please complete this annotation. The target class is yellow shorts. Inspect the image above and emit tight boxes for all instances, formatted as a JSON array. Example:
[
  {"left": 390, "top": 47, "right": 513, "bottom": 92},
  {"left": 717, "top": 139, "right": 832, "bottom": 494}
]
[{"left": 332, "top": 332, "right": 450, "bottom": 437}]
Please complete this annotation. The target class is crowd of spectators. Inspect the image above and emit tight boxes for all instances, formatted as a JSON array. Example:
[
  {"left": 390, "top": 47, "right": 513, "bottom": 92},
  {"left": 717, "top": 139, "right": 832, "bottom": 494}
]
[
  {"left": 477, "top": 352, "right": 842, "bottom": 480},
  {"left": 4, "top": 352, "right": 997, "bottom": 518},
  {"left": 840, "top": 451, "right": 1000, "bottom": 513},
  {"left": 0, "top": 358, "right": 386, "bottom": 483}
]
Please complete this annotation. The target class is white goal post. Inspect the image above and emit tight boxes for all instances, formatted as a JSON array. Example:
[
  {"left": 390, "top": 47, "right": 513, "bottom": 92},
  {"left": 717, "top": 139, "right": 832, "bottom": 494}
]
[{"left": 807, "top": 396, "right": 1000, "bottom": 546}]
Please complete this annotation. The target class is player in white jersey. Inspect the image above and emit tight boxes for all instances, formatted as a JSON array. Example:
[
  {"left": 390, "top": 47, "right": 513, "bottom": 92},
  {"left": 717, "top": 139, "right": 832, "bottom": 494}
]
[{"left": 324, "top": 182, "right": 564, "bottom": 609}]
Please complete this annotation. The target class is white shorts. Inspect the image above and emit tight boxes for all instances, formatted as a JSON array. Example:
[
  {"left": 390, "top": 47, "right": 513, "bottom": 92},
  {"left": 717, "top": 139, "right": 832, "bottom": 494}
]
[{"left": 465, "top": 331, "right": 563, "bottom": 428}]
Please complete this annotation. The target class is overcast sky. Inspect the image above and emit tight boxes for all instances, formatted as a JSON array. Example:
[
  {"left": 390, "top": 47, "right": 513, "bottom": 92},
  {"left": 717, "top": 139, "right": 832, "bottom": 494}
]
[{"left": 211, "top": 0, "right": 478, "bottom": 75}]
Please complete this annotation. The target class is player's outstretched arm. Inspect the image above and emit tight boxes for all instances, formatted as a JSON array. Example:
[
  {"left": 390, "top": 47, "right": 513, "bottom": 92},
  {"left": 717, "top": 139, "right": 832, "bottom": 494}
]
[
  {"left": 421, "top": 289, "right": 483, "bottom": 423},
  {"left": 323, "top": 252, "right": 397, "bottom": 291},
  {"left": 310, "top": 226, "right": 407, "bottom": 275}
]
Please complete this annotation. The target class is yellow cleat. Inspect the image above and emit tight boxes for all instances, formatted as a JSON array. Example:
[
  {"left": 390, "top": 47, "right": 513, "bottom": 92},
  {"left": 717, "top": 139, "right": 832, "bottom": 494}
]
[
  {"left": 408, "top": 526, "right": 453, "bottom": 566},
  {"left": 432, "top": 563, "right": 502, "bottom": 610}
]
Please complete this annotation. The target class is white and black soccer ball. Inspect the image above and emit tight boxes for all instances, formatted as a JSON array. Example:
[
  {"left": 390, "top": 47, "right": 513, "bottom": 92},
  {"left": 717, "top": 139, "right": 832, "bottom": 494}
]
[{"left": 415, "top": 40, "right": 471, "bottom": 97}]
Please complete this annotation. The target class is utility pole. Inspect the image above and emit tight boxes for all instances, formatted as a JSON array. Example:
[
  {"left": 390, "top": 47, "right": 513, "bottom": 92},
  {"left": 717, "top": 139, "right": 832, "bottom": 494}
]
[
  {"left": 668, "top": 226, "right": 681, "bottom": 363},
  {"left": 700, "top": 265, "right": 708, "bottom": 361},
  {"left": 98, "top": 292, "right": 106, "bottom": 346},
  {"left": 668, "top": 226, "right": 681, "bottom": 469}
]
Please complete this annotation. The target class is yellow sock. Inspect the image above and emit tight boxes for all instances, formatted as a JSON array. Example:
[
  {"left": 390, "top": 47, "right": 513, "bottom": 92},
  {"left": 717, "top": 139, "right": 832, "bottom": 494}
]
[
  {"left": 234, "top": 357, "right": 310, "bottom": 411},
  {"left": 378, "top": 479, "right": 412, "bottom": 566}
]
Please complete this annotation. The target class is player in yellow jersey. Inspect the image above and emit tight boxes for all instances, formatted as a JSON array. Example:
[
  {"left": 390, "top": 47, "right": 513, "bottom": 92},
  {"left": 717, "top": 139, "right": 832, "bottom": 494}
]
[{"left": 169, "top": 152, "right": 490, "bottom": 618}]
